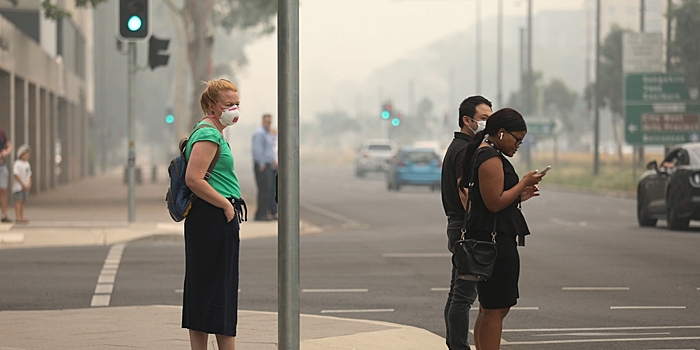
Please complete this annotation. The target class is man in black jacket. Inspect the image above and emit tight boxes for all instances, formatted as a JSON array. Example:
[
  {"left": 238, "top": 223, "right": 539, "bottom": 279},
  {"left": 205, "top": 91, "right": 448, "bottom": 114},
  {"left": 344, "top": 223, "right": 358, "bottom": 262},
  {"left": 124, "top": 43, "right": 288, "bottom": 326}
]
[{"left": 441, "top": 95, "right": 492, "bottom": 349}]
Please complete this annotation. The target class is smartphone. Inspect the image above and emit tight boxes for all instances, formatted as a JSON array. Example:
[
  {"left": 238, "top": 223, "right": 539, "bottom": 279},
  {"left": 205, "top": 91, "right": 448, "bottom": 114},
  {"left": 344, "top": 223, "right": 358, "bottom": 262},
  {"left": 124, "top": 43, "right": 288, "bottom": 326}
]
[{"left": 537, "top": 165, "right": 551, "bottom": 175}]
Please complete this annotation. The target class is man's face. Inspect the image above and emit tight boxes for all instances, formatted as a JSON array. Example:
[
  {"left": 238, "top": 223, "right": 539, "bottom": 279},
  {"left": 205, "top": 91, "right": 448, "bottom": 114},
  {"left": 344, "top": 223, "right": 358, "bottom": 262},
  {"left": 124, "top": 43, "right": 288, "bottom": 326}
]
[
  {"left": 262, "top": 116, "right": 272, "bottom": 131},
  {"left": 473, "top": 103, "right": 492, "bottom": 122},
  {"left": 463, "top": 103, "right": 493, "bottom": 131}
]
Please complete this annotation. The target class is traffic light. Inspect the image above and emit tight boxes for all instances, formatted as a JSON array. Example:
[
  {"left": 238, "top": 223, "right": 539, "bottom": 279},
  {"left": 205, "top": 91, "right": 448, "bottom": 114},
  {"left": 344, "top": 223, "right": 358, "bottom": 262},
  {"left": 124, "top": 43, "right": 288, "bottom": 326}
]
[
  {"left": 391, "top": 112, "right": 401, "bottom": 127},
  {"left": 381, "top": 102, "right": 393, "bottom": 120},
  {"left": 148, "top": 35, "right": 170, "bottom": 70},
  {"left": 118, "top": 0, "right": 149, "bottom": 41},
  {"left": 165, "top": 109, "right": 174, "bottom": 124}
]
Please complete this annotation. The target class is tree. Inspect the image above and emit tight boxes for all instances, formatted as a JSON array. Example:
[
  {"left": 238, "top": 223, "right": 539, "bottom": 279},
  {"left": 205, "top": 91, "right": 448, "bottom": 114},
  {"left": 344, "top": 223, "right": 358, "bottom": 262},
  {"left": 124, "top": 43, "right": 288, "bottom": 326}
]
[
  {"left": 162, "top": 0, "right": 277, "bottom": 127},
  {"left": 5, "top": 0, "right": 107, "bottom": 19},
  {"left": 584, "top": 24, "right": 630, "bottom": 163},
  {"left": 671, "top": 0, "right": 700, "bottom": 89},
  {"left": 542, "top": 78, "right": 578, "bottom": 133}
]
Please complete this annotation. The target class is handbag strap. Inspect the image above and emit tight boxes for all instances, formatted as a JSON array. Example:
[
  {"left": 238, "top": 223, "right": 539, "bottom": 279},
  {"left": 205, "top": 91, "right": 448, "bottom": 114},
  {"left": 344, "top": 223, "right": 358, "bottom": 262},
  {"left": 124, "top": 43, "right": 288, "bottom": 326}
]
[{"left": 461, "top": 147, "right": 497, "bottom": 243}]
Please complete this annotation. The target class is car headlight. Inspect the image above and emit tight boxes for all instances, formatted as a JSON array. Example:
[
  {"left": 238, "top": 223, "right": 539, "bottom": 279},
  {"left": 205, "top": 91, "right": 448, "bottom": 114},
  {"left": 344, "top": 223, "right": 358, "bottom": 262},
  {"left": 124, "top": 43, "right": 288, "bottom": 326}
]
[{"left": 691, "top": 172, "right": 700, "bottom": 187}]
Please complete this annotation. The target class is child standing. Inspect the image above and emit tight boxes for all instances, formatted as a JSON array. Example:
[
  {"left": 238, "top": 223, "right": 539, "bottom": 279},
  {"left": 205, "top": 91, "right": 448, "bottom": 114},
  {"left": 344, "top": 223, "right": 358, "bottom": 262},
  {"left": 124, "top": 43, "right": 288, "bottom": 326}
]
[{"left": 13, "top": 144, "right": 31, "bottom": 224}]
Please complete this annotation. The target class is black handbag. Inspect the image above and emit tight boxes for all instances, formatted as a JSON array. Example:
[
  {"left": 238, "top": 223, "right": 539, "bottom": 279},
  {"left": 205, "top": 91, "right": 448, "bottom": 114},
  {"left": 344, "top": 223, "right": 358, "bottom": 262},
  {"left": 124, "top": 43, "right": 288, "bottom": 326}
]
[
  {"left": 454, "top": 216, "right": 497, "bottom": 281},
  {"left": 453, "top": 148, "right": 498, "bottom": 281}
]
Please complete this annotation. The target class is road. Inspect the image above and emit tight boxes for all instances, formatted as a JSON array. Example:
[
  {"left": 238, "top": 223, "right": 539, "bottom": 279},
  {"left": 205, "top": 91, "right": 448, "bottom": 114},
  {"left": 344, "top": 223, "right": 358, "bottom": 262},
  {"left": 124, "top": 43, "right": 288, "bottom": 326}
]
[{"left": 1, "top": 164, "right": 699, "bottom": 349}]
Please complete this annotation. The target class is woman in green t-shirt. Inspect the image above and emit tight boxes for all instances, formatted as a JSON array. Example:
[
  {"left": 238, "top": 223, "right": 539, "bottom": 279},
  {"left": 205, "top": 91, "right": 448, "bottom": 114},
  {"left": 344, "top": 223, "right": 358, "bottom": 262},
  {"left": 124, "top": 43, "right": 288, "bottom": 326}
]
[{"left": 181, "top": 78, "right": 245, "bottom": 350}]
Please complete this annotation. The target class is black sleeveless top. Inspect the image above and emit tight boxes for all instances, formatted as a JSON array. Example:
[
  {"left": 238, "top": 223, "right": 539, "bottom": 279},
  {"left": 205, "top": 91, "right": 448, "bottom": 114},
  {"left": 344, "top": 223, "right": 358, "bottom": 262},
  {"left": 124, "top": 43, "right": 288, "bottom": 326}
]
[{"left": 465, "top": 146, "right": 530, "bottom": 244}]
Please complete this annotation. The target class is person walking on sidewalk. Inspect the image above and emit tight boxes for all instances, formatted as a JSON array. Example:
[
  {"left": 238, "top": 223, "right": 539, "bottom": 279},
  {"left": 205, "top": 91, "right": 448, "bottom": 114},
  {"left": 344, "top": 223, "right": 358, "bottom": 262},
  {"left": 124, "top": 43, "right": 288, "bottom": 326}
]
[
  {"left": 252, "top": 113, "right": 277, "bottom": 221},
  {"left": 12, "top": 144, "right": 32, "bottom": 224},
  {"left": 0, "top": 127, "right": 13, "bottom": 223},
  {"left": 442, "top": 95, "right": 492, "bottom": 349},
  {"left": 182, "top": 79, "right": 246, "bottom": 350}
]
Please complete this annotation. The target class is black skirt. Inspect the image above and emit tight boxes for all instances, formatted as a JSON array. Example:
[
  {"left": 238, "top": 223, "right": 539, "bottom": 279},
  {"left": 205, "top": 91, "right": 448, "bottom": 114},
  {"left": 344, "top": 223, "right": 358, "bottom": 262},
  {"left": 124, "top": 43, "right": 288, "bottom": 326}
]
[
  {"left": 476, "top": 233, "right": 520, "bottom": 309},
  {"left": 182, "top": 199, "right": 240, "bottom": 336}
]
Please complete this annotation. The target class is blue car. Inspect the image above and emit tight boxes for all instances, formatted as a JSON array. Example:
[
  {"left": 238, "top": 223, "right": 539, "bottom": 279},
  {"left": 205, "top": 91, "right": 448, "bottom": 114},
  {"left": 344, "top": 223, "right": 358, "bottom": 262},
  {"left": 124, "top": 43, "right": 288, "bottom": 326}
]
[{"left": 386, "top": 147, "right": 442, "bottom": 191}]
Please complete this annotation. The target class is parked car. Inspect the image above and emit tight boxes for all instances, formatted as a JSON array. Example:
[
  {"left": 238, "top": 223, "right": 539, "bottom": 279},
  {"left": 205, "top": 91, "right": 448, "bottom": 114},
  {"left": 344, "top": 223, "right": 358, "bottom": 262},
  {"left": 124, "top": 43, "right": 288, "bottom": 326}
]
[
  {"left": 355, "top": 139, "right": 397, "bottom": 177},
  {"left": 386, "top": 147, "right": 442, "bottom": 191},
  {"left": 637, "top": 142, "right": 700, "bottom": 230}
]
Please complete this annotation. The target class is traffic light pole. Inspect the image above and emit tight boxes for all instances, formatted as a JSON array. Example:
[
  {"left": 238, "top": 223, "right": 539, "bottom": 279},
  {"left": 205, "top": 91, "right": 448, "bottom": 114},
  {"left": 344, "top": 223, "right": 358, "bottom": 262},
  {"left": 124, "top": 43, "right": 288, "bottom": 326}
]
[{"left": 127, "top": 42, "right": 136, "bottom": 222}]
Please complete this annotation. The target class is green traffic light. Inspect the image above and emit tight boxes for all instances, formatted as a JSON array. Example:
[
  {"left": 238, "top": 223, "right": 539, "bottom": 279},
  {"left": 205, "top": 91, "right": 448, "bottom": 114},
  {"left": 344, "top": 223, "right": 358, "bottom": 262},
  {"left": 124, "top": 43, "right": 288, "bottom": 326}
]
[
  {"left": 165, "top": 114, "right": 174, "bottom": 124},
  {"left": 127, "top": 15, "right": 143, "bottom": 32},
  {"left": 381, "top": 110, "right": 390, "bottom": 119},
  {"left": 391, "top": 118, "right": 400, "bottom": 127}
]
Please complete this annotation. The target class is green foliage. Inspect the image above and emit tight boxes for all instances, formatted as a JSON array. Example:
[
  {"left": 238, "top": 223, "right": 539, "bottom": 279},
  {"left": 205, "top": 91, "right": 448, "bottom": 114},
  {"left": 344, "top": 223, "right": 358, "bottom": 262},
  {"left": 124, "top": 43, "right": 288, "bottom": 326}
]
[
  {"left": 542, "top": 78, "right": 579, "bottom": 132},
  {"left": 4, "top": 0, "right": 109, "bottom": 20},
  {"left": 217, "top": 0, "right": 277, "bottom": 35},
  {"left": 598, "top": 25, "right": 629, "bottom": 116},
  {"left": 672, "top": 0, "right": 700, "bottom": 88},
  {"left": 506, "top": 71, "right": 543, "bottom": 114}
]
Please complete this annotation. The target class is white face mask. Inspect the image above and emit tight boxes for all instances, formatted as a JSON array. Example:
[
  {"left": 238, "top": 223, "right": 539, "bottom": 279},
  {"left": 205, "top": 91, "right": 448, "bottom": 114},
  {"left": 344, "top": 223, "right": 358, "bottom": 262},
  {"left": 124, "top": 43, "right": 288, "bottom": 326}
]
[
  {"left": 468, "top": 119, "right": 486, "bottom": 134},
  {"left": 220, "top": 105, "right": 240, "bottom": 126}
]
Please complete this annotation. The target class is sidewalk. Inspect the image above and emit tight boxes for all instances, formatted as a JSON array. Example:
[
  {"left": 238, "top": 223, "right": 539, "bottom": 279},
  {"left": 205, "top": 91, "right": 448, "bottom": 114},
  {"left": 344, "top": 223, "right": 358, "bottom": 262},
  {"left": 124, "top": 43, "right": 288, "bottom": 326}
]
[{"left": 0, "top": 169, "right": 447, "bottom": 349}]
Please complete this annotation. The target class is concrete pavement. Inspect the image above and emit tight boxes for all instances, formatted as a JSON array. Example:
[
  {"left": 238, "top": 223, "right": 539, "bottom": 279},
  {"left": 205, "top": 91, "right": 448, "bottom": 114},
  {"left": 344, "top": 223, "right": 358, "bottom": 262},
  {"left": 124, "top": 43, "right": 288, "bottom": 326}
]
[{"left": 0, "top": 169, "right": 448, "bottom": 349}]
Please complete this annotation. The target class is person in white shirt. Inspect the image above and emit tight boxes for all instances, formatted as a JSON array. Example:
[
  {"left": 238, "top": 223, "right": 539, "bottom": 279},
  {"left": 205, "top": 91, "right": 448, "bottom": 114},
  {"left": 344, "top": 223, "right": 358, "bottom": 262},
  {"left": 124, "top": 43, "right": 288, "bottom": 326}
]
[{"left": 12, "top": 144, "right": 31, "bottom": 224}]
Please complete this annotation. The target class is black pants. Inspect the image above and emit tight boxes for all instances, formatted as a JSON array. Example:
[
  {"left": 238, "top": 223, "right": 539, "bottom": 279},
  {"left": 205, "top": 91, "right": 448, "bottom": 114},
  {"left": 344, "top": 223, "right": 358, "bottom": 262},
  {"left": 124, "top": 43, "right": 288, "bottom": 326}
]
[
  {"left": 254, "top": 162, "right": 275, "bottom": 220},
  {"left": 445, "top": 218, "right": 478, "bottom": 350}
]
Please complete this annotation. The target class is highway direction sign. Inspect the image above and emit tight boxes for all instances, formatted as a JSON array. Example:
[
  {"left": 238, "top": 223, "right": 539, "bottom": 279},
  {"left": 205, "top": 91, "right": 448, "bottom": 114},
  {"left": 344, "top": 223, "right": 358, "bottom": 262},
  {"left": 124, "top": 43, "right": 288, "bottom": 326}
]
[{"left": 624, "top": 73, "right": 700, "bottom": 145}]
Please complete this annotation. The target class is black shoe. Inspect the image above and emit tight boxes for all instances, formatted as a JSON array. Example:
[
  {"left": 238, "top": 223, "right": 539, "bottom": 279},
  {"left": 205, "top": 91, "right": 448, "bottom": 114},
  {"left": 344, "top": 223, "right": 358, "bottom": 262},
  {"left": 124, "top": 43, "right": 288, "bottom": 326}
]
[{"left": 1, "top": 217, "right": 12, "bottom": 223}]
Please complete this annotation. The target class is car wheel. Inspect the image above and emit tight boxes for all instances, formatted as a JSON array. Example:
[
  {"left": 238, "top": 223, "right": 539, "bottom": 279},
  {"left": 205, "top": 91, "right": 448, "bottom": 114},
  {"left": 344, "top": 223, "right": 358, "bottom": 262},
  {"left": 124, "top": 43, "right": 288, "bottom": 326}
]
[
  {"left": 395, "top": 183, "right": 401, "bottom": 191},
  {"left": 430, "top": 186, "right": 438, "bottom": 192},
  {"left": 637, "top": 189, "right": 657, "bottom": 227},
  {"left": 355, "top": 168, "right": 365, "bottom": 178},
  {"left": 667, "top": 199, "right": 690, "bottom": 230}
]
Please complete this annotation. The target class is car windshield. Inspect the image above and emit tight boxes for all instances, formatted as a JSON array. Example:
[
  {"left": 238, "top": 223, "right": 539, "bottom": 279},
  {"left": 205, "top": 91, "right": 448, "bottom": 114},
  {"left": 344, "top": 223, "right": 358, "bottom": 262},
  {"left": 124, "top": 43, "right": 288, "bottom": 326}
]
[
  {"left": 368, "top": 144, "right": 393, "bottom": 151},
  {"left": 403, "top": 151, "right": 438, "bottom": 163},
  {"left": 689, "top": 146, "right": 700, "bottom": 165}
]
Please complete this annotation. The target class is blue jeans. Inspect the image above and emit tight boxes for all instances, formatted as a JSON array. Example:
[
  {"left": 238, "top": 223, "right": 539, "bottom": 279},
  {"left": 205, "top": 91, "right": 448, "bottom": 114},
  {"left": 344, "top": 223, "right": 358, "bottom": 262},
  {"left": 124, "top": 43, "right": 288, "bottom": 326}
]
[{"left": 445, "top": 219, "right": 478, "bottom": 350}]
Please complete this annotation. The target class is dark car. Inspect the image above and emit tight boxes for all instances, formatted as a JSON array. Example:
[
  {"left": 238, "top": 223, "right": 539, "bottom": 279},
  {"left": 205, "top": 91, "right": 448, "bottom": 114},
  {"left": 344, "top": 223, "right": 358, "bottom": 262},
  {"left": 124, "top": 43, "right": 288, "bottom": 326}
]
[
  {"left": 386, "top": 147, "right": 442, "bottom": 191},
  {"left": 637, "top": 142, "right": 700, "bottom": 230}
]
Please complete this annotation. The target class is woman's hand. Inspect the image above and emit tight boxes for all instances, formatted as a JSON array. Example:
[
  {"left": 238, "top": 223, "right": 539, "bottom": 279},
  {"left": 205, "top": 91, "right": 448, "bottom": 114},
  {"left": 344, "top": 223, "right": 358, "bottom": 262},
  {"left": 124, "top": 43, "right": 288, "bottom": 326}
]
[
  {"left": 520, "top": 185, "right": 540, "bottom": 202},
  {"left": 521, "top": 170, "right": 544, "bottom": 187},
  {"left": 224, "top": 202, "right": 236, "bottom": 222}
]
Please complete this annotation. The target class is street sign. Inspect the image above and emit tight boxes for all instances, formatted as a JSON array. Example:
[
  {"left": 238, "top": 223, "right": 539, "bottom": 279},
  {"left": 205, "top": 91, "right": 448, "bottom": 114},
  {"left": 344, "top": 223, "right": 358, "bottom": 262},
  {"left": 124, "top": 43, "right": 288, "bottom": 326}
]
[
  {"left": 623, "top": 33, "right": 664, "bottom": 73},
  {"left": 526, "top": 118, "right": 557, "bottom": 137},
  {"left": 624, "top": 73, "right": 700, "bottom": 145}
]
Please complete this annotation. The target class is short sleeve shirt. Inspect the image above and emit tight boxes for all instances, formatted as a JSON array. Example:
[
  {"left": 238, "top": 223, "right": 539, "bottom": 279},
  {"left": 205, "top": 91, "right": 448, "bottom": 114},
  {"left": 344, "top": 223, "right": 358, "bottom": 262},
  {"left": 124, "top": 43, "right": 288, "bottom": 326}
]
[
  {"left": 441, "top": 132, "right": 472, "bottom": 219},
  {"left": 12, "top": 159, "right": 31, "bottom": 193},
  {"left": 184, "top": 122, "right": 241, "bottom": 199}
]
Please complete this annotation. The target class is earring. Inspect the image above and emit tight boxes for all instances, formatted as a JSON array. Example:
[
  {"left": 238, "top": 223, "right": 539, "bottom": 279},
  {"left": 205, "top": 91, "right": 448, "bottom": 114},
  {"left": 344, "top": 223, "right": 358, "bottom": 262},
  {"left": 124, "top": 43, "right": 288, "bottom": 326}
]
[{"left": 499, "top": 133, "right": 503, "bottom": 140}]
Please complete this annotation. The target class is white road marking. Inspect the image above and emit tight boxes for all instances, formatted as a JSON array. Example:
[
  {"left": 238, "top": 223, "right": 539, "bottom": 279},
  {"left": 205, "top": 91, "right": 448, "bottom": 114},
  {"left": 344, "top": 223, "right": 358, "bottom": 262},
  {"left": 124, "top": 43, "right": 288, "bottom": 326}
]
[
  {"left": 550, "top": 218, "right": 587, "bottom": 227},
  {"left": 534, "top": 332, "right": 672, "bottom": 337},
  {"left": 382, "top": 253, "right": 451, "bottom": 258},
  {"left": 91, "top": 244, "right": 125, "bottom": 307},
  {"left": 610, "top": 306, "right": 686, "bottom": 310},
  {"left": 501, "top": 325, "right": 700, "bottom": 332},
  {"left": 499, "top": 336, "right": 700, "bottom": 345},
  {"left": 562, "top": 287, "right": 630, "bottom": 291},
  {"left": 300, "top": 201, "right": 359, "bottom": 226},
  {"left": 431, "top": 288, "right": 449, "bottom": 292},
  {"left": 320, "top": 309, "right": 394, "bottom": 314},
  {"left": 0, "top": 233, "right": 24, "bottom": 243},
  {"left": 302, "top": 289, "right": 368, "bottom": 293}
]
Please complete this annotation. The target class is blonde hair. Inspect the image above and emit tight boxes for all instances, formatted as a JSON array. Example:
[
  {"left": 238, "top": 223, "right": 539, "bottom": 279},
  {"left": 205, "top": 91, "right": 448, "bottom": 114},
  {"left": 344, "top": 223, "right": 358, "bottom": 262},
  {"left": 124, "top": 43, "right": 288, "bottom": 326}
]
[{"left": 199, "top": 79, "right": 238, "bottom": 116}]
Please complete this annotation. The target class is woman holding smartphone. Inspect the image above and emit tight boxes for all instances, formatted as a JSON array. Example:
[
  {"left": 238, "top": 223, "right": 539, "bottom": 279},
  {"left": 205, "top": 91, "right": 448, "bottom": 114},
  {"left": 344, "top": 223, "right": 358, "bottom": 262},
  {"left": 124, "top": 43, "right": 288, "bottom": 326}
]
[{"left": 459, "top": 108, "right": 544, "bottom": 350}]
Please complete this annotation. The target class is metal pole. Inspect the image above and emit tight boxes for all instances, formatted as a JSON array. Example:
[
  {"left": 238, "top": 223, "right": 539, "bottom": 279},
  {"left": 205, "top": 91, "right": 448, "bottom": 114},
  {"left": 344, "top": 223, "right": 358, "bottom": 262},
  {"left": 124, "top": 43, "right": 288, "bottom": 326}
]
[
  {"left": 594, "top": 0, "right": 601, "bottom": 175},
  {"left": 476, "top": 0, "right": 481, "bottom": 92},
  {"left": 527, "top": 0, "right": 533, "bottom": 114},
  {"left": 666, "top": 0, "right": 672, "bottom": 72},
  {"left": 497, "top": 0, "right": 503, "bottom": 107},
  {"left": 127, "top": 42, "right": 136, "bottom": 222},
  {"left": 278, "top": 0, "right": 300, "bottom": 349},
  {"left": 640, "top": 0, "right": 645, "bottom": 32}
]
